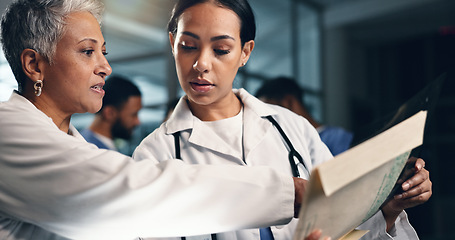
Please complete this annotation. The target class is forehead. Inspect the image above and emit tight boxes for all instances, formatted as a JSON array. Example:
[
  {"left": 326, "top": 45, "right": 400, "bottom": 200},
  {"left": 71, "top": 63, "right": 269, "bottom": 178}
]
[
  {"left": 177, "top": 3, "right": 241, "bottom": 38},
  {"left": 59, "top": 11, "right": 104, "bottom": 44}
]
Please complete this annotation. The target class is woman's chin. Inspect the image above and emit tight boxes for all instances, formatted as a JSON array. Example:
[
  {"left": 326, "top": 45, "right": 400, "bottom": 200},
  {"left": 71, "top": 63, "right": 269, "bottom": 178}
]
[{"left": 86, "top": 103, "right": 102, "bottom": 114}]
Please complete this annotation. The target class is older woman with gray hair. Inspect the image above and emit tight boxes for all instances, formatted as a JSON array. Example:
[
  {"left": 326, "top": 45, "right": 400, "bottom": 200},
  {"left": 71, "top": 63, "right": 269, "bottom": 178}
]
[{"left": 0, "top": 0, "right": 313, "bottom": 239}]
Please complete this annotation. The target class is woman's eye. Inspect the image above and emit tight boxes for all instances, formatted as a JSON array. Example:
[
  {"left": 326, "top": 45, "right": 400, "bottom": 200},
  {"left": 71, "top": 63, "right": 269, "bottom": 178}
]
[
  {"left": 181, "top": 45, "right": 196, "bottom": 51},
  {"left": 83, "top": 49, "right": 94, "bottom": 56},
  {"left": 103, "top": 51, "right": 109, "bottom": 56},
  {"left": 214, "top": 49, "right": 230, "bottom": 55}
]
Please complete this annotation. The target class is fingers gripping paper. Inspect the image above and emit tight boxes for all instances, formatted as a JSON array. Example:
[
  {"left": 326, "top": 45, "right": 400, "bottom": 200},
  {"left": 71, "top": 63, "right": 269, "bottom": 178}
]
[{"left": 293, "top": 111, "right": 427, "bottom": 240}]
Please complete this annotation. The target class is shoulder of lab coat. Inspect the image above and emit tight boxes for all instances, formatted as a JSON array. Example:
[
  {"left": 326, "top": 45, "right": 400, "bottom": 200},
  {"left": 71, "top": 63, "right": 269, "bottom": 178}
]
[{"left": 237, "top": 88, "right": 333, "bottom": 167}]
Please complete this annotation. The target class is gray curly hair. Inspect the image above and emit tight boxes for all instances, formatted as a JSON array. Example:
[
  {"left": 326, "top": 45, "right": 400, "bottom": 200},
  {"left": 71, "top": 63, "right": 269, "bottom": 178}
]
[{"left": 0, "top": 0, "right": 104, "bottom": 92}]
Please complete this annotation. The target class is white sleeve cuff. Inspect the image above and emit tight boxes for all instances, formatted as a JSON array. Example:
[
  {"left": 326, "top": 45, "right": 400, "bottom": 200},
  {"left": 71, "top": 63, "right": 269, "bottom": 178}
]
[{"left": 357, "top": 210, "right": 419, "bottom": 240}]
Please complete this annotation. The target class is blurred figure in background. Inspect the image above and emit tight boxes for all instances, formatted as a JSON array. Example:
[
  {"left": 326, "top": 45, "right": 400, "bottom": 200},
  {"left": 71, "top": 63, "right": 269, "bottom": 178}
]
[
  {"left": 256, "top": 76, "right": 353, "bottom": 156},
  {"left": 81, "top": 75, "right": 142, "bottom": 151}
]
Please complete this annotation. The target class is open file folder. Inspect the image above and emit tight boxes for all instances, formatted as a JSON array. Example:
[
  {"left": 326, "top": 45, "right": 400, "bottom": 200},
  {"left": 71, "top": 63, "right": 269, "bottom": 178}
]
[
  {"left": 293, "top": 70, "right": 446, "bottom": 240},
  {"left": 293, "top": 110, "right": 426, "bottom": 240}
]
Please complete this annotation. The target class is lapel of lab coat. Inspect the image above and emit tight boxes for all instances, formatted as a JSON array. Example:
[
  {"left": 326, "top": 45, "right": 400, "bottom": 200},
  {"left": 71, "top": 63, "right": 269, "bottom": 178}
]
[
  {"left": 165, "top": 96, "right": 239, "bottom": 158},
  {"left": 165, "top": 90, "right": 279, "bottom": 161},
  {"left": 237, "top": 89, "right": 279, "bottom": 160}
]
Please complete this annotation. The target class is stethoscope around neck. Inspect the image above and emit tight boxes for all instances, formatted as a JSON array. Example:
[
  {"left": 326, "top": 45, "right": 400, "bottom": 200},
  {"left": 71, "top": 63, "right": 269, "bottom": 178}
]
[
  {"left": 265, "top": 116, "right": 310, "bottom": 178},
  {"left": 172, "top": 115, "right": 310, "bottom": 178}
]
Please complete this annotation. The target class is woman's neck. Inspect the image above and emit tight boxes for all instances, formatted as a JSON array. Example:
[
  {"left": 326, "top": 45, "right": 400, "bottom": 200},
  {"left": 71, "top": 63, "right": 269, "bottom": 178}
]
[
  {"left": 188, "top": 92, "right": 242, "bottom": 121},
  {"left": 25, "top": 92, "right": 72, "bottom": 134}
]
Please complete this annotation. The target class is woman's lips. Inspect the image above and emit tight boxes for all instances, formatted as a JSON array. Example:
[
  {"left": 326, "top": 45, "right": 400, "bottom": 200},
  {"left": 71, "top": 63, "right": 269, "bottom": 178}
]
[
  {"left": 91, "top": 83, "right": 105, "bottom": 95},
  {"left": 190, "top": 79, "right": 214, "bottom": 93}
]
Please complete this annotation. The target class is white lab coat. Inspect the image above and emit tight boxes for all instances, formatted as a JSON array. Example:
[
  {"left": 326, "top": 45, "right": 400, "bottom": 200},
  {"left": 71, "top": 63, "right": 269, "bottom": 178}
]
[
  {"left": 0, "top": 91, "right": 295, "bottom": 240},
  {"left": 133, "top": 89, "right": 419, "bottom": 240}
]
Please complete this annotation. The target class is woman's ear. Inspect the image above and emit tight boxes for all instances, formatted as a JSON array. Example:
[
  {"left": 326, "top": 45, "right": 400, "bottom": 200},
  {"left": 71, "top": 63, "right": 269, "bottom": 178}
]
[
  {"left": 21, "top": 49, "right": 44, "bottom": 81},
  {"left": 169, "top": 32, "right": 176, "bottom": 55},
  {"left": 240, "top": 40, "right": 255, "bottom": 67}
]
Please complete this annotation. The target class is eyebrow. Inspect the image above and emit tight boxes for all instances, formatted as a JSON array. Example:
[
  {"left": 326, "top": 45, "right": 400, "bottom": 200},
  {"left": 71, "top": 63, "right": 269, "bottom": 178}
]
[
  {"left": 181, "top": 31, "right": 235, "bottom": 42},
  {"left": 78, "top": 38, "right": 107, "bottom": 46}
]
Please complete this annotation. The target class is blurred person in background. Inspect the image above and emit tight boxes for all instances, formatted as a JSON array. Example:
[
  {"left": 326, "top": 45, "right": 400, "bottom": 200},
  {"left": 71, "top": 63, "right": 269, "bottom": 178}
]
[{"left": 81, "top": 75, "right": 142, "bottom": 152}]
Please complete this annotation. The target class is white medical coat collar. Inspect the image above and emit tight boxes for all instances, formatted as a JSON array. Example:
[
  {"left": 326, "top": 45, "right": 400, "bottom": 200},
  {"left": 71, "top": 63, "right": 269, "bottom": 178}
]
[
  {"left": 164, "top": 89, "right": 279, "bottom": 158},
  {"left": 165, "top": 88, "right": 278, "bottom": 134}
]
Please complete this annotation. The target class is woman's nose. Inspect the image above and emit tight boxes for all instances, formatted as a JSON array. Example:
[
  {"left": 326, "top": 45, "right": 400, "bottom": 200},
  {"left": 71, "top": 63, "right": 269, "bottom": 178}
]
[
  {"left": 97, "top": 55, "right": 112, "bottom": 77},
  {"left": 192, "top": 50, "right": 211, "bottom": 73}
]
